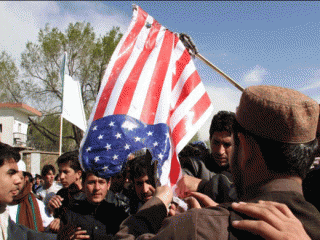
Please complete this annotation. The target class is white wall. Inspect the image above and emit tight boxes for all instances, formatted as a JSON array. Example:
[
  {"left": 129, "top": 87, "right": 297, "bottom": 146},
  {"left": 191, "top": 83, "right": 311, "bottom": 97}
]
[
  {"left": 0, "top": 116, "right": 14, "bottom": 146},
  {"left": 0, "top": 108, "right": 30, "bottom": 146}
]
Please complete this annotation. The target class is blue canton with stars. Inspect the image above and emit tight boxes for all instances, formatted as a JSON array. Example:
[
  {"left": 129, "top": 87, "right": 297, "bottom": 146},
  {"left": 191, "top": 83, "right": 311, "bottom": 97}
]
[{"left": 80, "top": 115, "right": 171, "bottom": 179}]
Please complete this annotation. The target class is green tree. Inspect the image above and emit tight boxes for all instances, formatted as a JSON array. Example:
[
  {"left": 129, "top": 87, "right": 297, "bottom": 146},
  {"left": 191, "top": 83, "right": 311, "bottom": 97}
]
[
  {"left": 27, "top": 115, "right": 75, "bottom": 152},
  {"left": 21, "top": 22, "right": 122, "bottom": 151},
  {"left": 0, "top": 51, "right": 22, "bottom": 102}
]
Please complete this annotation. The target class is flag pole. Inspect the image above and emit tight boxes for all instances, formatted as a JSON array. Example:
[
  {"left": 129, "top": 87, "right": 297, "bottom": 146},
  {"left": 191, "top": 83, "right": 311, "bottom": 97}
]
[
  {"left": 59, "top": 116, "right": 63, "bottom": 156},
  {"left": 179, "top": 34, "right": 244, "bottom": 92},
  {"left": 59, "top": 52, "right": 67, "bottom": 156},
  {"left": 195, "top": 53, "right": 244, "bottom": 92}
]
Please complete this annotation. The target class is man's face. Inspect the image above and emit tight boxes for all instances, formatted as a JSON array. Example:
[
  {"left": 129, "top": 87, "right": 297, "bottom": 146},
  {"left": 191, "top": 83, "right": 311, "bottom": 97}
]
[
  {"left": 134, "top": 174, "right": 155, "bottom": 203},
  {"left": 43, "top": 170, "right": 55, "bottom": 187},
  {"left": 210, "top": 131, "right": 233, "bottom": 168},
  {"left": 58, "top": 163, "right": 81, "bottom": 188},
  {"left": 16, "top": 171, "right": 25, "bottom": 192},
  {"left": 0, "top": 159, "right": 22, "bottom": 205},
  {"left": 84, "top": 174, "right": 110, "bottom": 204},
  {"left": 35, "top": 177, "right": 41, "bottom": 185}
]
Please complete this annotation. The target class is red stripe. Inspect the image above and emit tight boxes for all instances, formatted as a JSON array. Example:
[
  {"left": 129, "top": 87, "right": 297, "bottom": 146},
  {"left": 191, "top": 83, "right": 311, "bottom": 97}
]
[
  {"left": 172, "top": 49, "right": 191, "bottom": 90},
  {"left": 169, "top": 151, "right": 181, "bottom": 186},
  {"left": 171, "top": 93, "right": 211, "bottom": 147},
  {"left": 119, "top": 8, "right": 148, "bottom": 55},
  {"left": 140, "top": 31, "right": 174, "bottom": 124},
  {"left": 174, "top": 71, "right": 201, "bottom": 110},
  {"left": 93, "top": 9, "right": 147, "bottom": 120},
  {"left": 174, "top": 35, "right": 179, "bottom": 48},
  {"left": 114, "top": 21, "right": 162, "bottom": 115}
]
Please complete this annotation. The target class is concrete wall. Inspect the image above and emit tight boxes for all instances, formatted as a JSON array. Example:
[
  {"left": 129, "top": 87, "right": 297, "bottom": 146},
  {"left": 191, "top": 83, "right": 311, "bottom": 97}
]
[
  {"left": 0, "top": 116, "right": 14, "bottom": 146},
  {"left": 22, "top": 150, "right": 60, "bottom": 176}
]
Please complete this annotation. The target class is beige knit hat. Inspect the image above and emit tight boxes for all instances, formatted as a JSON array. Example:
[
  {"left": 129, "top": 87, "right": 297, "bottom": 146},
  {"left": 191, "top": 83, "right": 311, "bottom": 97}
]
[{"left": 236, "top": 85, "right": 319, "bottom": 143}]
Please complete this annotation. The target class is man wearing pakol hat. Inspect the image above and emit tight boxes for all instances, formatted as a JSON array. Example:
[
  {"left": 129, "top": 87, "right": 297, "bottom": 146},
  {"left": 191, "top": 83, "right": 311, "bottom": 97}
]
[{"left": 115, "top": 85, "right": 320, "bottom": 239}]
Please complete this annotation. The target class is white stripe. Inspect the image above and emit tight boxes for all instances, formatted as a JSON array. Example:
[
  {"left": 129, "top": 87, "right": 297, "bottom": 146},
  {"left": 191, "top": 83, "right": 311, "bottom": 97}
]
[
  {"left": 176, "top": 104, "right": 213, "bottom": 152},
  {"left": 153, "top": 32, "right": 176, "bottom": 124},
  {"left": 103, "top": 15, "right": 154, "bottom": 117},
  {"left": 82, "top": 8, "right": 146, "bottom": 133},
  {"left": 170, "top": 83, "right": 207, "bottom": 130},
  {"left": 171, "top": 60, "right": 196, "bottom": 108},
  {"left": 127, "top": 26, "right": 167, "bottom": 120}
]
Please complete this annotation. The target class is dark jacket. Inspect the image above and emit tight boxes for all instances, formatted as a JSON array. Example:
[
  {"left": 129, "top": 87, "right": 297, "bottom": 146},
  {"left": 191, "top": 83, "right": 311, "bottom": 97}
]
[
  {"left": 8, "top": 218, "right": 56, "bottom": 240},
  {"left": 61, "top": 198, "right": 129, "bottom": 239},
  {"left": 182, "top": 156, "right": 237, "bottom": 203},
  {"left": 54, "top": 183, "right": 83, "bottom": 218}
]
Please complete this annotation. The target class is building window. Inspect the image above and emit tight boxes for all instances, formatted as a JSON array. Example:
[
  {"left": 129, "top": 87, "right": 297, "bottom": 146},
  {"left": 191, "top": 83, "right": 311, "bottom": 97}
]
[
  {"left": 0, "top": 124, "right": 2, "bottom": 133},
  {"left": 18, "top": 123, "right": 21, "bottom": 133}
]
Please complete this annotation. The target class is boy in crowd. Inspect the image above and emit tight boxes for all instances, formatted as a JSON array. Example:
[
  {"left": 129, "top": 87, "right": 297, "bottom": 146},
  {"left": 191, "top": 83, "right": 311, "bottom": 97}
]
[{"left": 59, "top": 170, "right": 129, "bottom": 239}]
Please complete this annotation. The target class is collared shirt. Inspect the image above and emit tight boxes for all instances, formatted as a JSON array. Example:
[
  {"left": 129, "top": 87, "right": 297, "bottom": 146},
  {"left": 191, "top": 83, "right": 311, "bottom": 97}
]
[{"left": 0, "top": 206, "right": 9, "bottom": 240}]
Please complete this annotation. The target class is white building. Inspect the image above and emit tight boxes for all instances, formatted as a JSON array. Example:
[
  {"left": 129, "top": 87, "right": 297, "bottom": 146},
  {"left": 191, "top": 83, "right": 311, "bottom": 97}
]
[{"left": 0, "top": 103, "right": 42, "bottom": 147}]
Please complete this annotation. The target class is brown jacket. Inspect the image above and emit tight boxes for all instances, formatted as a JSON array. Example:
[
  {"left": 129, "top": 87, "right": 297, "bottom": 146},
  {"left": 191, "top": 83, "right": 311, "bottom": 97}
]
[{"left": 115, "top": 179, "right": 320, "bottom": 240}]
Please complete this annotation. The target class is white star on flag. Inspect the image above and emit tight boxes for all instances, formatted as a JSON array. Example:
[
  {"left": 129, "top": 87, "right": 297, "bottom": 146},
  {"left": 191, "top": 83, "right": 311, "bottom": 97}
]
[
  {"left": 135, "top": 137, "right": 141, "bottom": 142},
  {"left": 93, "top": 126, "right": 98, "bottom": 131},
  {"left": 153, "top": 142, "right": 158, "bottom": 147},
  {"left": 98, "top": 135, "right": 103, "bottom": 140},
  {"left": 113, "top": 155, "right": 118, "bottom": 160},
  {"left": 103, "top": 166, "right": 108, "bottom": 172},
  {"left": 147, "top": 131, "right": 153, "bottom": 136},
  {"left": 105, "top": 144, "right": 111, "bottom": 150},
  {"left": 158, "top": 153, "right": 164, "bottom": 160},
  {"left": 124, "top": 144, "right": 130, "bottom": 150},
  {"left": 115, "top": 133, "right": 122, "bottom": 139},
  {"left": 122, "top": 121, "right": 138, "bottom": 131},
  {"left": 86, "top": 147, "right": 91, "bottom": 152},
  {"left": 94, "top": 156, "right": 100, "bottom": 162},
  {"left": 109, "top": 121, "right": 115, "bottom": 127}
]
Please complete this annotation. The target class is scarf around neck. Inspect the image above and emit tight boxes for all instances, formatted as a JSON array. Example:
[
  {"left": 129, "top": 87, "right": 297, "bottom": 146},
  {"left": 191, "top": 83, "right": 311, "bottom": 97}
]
[{"left": 9, "top": 181, "right": 44, "bottom": 232}]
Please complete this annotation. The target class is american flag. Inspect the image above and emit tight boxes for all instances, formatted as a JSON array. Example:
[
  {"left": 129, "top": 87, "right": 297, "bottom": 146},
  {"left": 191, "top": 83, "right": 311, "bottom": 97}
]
[{"left": 79, "top": 5, "right": 213, "bottom": 186}]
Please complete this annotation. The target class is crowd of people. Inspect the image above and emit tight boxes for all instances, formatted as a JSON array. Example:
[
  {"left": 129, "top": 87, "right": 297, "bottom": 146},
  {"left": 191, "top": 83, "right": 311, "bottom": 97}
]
[{"left": 0, "top": 84, "right": 319, "bottom": 239}]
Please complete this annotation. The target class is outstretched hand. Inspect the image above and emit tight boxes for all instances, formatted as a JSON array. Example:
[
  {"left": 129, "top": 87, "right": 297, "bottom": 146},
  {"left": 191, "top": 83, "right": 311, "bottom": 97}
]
[{"left": 231, "top": 201, "right": 311, "bottom": 240}]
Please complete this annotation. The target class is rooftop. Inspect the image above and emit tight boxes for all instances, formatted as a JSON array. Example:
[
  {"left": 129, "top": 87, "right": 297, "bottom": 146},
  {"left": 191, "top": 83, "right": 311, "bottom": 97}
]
[{"left": 0, "top": 103, "right": 42, "bottom": 117}]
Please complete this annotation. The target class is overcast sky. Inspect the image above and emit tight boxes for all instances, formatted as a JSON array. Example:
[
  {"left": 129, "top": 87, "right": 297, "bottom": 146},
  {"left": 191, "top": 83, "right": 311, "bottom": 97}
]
[{"left": 1, "top": 1, "right": 320, "bottom": 141}]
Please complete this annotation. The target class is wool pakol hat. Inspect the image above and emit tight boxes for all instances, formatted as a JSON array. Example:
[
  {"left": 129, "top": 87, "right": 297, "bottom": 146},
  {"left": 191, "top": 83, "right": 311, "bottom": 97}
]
[{"left": 236, "top": 85, "right": 319, "bottom": 143}]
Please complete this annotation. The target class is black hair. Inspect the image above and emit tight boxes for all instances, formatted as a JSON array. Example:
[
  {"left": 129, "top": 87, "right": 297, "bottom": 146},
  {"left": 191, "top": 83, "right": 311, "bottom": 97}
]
[
  {"left": 23, "top": 171, "right": 33, "bottom": 183},
  {"left": 234, "top": 121, "right": 318, "bottom": 179},
  {"left": 56, "top": 150, "right": 82, "bottom": 172},
  {"left": 128, "top": 150, "right": 157, "bottom": 187},
  {"left": 209, "top": 111, "right": 236, "bottom": 140},
  {"left": 0, "top": 142, "right": 21, "bottom": 167},
  {"left": 41, "top": 164, "right": 56, "bottom": 177},
  {"left": 82, "top": 171, "right": 111, "bottom": 185}
]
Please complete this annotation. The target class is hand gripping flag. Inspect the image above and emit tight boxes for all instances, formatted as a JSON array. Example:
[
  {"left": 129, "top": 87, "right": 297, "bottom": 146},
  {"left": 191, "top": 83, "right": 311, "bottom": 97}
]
[{"left": 79, "top": 5, "right": 213, "bottom": 186}]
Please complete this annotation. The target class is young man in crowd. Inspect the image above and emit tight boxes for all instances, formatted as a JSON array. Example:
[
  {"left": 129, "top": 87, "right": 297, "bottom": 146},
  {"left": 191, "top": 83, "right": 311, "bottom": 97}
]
[
  {"left": 58, "top": 170, "right": 129, "bottom": 239},
  {"left": 8, "top": 169, "right": 53, "bottom": 231},
  {"left": 0, "top": 142, "right": 56, "bottom": 239},
  {"left": 32, "top": 174, "right": 42, "bottom": 194},
  {"left": 127, "top": 150, "right": 157, "bottom": 214},
  {"left": 36, "top": 164, "right": 62, "bottom": 206},
  {"left": 115, "top": 85, "right": 320, "bottom": 239},
  {"left": 178, "top": 111, "right": 237, "bottom": 202},
  {"left": 47, "top": 150, "right": 83, "bottom": 233}
]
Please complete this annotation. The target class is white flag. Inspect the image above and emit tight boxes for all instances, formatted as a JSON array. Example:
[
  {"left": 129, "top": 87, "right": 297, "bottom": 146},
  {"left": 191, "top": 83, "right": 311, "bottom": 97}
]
[{"left": 62, "top": 74, "right": 87, "bottom": 131}]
